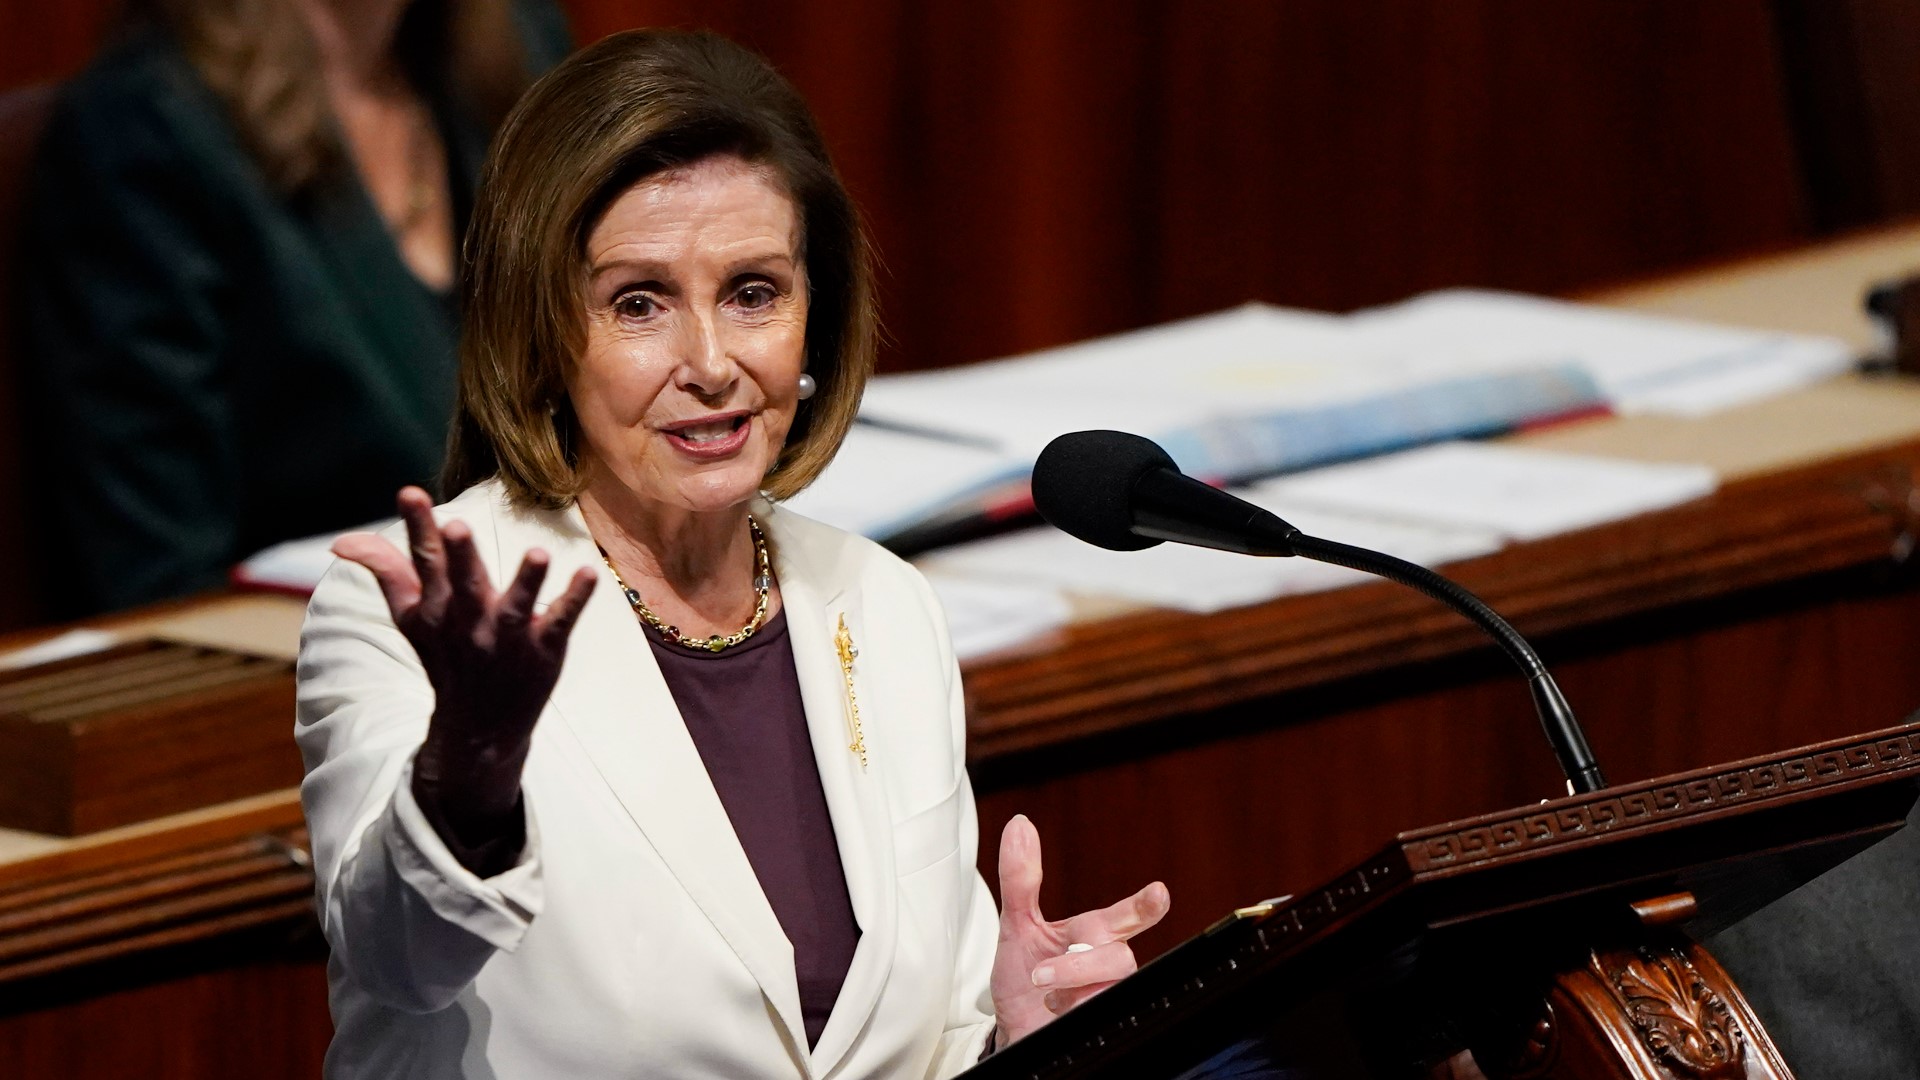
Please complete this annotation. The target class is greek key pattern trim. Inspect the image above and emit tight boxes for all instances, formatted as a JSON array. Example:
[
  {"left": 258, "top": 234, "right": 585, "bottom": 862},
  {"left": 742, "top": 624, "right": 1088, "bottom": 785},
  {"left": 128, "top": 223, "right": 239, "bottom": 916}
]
[{"left": 1406, "top": 731, "right": 1920, "bottom": 873}]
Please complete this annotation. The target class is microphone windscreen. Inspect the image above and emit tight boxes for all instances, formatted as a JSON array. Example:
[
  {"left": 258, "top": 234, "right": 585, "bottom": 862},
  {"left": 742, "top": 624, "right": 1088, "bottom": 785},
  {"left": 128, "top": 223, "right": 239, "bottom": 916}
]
[{"left": 1031, "top": 430, "right": 1172, "bottom": 551}]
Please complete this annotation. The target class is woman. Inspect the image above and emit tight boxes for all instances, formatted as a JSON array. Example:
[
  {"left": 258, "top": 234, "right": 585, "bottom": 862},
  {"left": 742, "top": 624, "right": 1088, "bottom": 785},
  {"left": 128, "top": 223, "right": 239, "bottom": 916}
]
[
  {"left": 298, "top": 29, "right": 1170, "bottom": 1078},
  {"left": 21, "top": 0, "right": 570, "bottom": 615}
]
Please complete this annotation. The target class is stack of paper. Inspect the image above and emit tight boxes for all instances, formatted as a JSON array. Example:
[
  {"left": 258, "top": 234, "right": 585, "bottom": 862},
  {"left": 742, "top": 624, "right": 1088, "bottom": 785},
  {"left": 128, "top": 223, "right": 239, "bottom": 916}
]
[
  {"left": 923, "top": 502, "right": 1503, "bottom": 614},
  {"left": 784, "top": 425, "right": 1023, "bottom": 541},
  {"left": 1259, "top": 441, "right": 1718, "bottom": 542},
  {"left": 789, "top": 301, "right": 1609, "bottom": 542},
  {"left": 233, "top": 522, "right": 391, "bottom": 594},
  {"left": 1347, "top": 289, "right": 1853, "bottom": 416},
  {"left": 790, "top": 290, "right": 1850, "bottom": 545},
  {"left": 921, "top": 575, "right": 1072, "bottom": 661}
]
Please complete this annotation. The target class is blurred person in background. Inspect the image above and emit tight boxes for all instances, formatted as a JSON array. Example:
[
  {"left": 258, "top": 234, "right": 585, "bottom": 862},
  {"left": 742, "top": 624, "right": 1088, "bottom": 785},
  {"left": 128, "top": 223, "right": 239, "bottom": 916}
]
[{"left": 19, "top": 0, "right": 570, "bottom": 616}]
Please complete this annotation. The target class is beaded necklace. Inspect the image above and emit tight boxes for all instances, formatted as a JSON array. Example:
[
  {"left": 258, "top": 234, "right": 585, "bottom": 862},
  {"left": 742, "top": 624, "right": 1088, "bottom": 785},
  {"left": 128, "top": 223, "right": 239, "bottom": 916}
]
[{"left": 601, "top": 516, "right": 771, "bottom": 653}]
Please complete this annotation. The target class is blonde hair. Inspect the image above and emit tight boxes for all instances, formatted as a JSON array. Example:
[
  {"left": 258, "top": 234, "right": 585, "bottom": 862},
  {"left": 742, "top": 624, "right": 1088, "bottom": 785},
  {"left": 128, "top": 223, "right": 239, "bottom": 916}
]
[
  {"left": 442, "top": 29, "right": 876, "bottom": 507},
  {"left": 139, "top": 0, "right": 531, "bottom": 193}
]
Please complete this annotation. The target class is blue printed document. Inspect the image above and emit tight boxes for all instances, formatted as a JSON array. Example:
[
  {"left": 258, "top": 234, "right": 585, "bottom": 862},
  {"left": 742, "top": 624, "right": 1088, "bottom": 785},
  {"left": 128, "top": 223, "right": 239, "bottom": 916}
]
[{"left": 786, "top": 303, "right": 1608, "bottom": 543}]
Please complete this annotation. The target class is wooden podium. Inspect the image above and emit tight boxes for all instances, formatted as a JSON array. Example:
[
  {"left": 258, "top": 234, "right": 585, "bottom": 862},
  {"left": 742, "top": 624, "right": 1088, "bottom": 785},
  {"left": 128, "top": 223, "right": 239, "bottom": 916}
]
[{"left": 962, "top": 722, "right": 1920, "bottom": 1079}]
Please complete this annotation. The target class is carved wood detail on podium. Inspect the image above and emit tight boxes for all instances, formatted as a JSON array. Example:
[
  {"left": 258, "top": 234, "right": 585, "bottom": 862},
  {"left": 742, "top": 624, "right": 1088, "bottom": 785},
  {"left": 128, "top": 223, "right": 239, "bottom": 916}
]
[
  {"left": 1471, "top": 938, "right": 1794, "bottom": 1080},
  {"left": 1607, "top": 947, "right": 1743, "bottom": 1076}
]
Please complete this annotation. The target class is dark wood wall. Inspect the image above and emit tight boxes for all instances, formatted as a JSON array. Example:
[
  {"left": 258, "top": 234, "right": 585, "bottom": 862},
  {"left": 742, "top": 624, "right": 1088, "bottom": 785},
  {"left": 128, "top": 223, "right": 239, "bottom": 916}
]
[
  {"left": 0, "top": 960, "right": 330, "bottom": 1077},
  {"left": 557, "top": 0, "right": 1820, "bottom": 373},
  {"left": 1772, "top": 0, "right": 1920, "bottom": 232},
  {"left": 4, "top": 1, "right": 1917, "bottom": 376}
]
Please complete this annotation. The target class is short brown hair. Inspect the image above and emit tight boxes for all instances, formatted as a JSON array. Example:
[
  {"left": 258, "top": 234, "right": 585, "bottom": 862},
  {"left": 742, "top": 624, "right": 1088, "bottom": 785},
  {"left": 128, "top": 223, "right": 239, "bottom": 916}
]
[{"left": 442, "top": 29, "right": 876, "bottom": 507}]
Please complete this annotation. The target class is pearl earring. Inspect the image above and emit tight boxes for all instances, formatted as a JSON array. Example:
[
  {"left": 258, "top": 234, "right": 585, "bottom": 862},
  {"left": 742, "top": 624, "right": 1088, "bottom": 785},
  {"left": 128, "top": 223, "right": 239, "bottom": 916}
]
[{"left": 796, "top": 373, "right": 817, "bottom": 400}]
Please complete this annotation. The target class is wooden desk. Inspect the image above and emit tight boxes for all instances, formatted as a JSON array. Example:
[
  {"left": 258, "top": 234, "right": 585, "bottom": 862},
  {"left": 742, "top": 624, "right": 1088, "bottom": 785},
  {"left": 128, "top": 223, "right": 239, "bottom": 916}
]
[{"left": 4, "top": 226, "right": 1920, "bottom": 1078}]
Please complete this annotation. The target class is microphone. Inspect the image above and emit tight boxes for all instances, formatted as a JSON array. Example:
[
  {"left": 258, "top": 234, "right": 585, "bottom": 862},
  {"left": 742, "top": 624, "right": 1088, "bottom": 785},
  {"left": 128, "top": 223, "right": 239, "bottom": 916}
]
[{"left": 1032, "top": 430, "right": 1608, "bottom": 795}]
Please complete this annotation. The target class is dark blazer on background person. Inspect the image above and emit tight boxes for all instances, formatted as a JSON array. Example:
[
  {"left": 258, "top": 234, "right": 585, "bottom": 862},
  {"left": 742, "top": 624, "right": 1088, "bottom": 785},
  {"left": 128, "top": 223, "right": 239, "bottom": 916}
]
[
  {"left": 1707, "top": 795, "right": 1920, "bottom": 1078},
  {"left": 18, "top": 3, "right": 570, "bottom": 616}
]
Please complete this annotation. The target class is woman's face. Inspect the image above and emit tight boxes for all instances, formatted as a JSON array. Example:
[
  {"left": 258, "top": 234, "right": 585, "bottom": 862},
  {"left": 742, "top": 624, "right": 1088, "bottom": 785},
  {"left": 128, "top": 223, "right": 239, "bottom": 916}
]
[{"left": 569, "top": 155, "right": 809, "bottom": 519}]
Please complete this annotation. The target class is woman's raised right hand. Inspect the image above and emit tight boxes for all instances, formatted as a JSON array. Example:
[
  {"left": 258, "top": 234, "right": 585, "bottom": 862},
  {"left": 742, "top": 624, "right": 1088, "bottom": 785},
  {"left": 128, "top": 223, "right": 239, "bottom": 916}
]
[{"left": 331, "top": 486, "right": 597, "bottom": 852}]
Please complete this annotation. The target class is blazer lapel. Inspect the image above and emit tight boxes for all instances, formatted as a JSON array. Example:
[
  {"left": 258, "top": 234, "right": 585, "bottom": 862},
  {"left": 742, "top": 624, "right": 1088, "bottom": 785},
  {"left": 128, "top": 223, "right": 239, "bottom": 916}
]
[
  {"left": 764, "top": 505, "right": 899, "bottom": 1076},
  {"left": 498, "top": 500, "right": 811, "bottom": 1059}
]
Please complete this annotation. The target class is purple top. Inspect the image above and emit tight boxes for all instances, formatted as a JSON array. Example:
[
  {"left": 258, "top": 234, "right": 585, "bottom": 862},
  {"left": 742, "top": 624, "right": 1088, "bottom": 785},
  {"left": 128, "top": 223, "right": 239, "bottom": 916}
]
[{"left": 645, "top": 607, "right": 860, "bottom": 1050}]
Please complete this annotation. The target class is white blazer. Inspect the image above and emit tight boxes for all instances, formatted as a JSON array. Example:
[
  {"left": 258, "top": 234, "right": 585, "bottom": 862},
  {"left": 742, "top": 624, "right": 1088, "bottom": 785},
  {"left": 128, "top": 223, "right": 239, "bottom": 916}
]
[{"left": 296, "top": 480, "right": 998, "bottom": 1079}]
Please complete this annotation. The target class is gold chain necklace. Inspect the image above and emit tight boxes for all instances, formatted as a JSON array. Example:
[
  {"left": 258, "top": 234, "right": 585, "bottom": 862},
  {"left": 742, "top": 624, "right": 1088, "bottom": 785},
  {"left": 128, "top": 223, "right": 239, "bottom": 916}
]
[
  {"left": 601, "top": 516, "right": 772, "bottom": 653},
  {"left": 399, "top": 98, "right": 439, "bottom": 232}
]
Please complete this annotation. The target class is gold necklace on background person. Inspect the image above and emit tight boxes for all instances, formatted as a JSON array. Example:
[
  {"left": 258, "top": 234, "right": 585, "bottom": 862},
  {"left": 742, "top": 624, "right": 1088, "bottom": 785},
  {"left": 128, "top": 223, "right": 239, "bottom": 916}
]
[
  {"left": 388, "top": 94, "right": 454, "bottom": 290},
  {"left": 601, "top": 516, "right": 773, "bottom": 652},
  {"left": 331, "top": 76, "right": 454, "bottom": 289},
  {"left": 396, "top": 95, "right": 440, "bottom": 234}
]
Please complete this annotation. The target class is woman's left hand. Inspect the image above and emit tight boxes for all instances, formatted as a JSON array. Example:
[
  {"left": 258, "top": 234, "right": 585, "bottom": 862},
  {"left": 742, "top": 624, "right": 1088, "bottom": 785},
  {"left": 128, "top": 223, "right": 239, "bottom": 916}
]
[{"left": 989, "top": 814, "right": 1170, "bottom": 1049}]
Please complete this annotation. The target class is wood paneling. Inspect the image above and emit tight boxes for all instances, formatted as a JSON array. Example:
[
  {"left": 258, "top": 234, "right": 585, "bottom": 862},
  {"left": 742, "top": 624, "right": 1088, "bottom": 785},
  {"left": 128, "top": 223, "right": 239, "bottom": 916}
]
[
  {"left": 0, "top": 4, "right": 118, "bottom": 90},
  {"left": 0, "top": 0, "right": 1830, "bottom": 377},
  {"left": 0, "top": 958, "right": 329, "bottom": 1078},
  {"left": 0, "top": 826, "right": 312, "bottom": 986},
  {"left": 1772, "top": 0, "right": 1920, "bottom": 231},
  {"left": 563, "top": 1, "right": 1812, "bottom": 372}
]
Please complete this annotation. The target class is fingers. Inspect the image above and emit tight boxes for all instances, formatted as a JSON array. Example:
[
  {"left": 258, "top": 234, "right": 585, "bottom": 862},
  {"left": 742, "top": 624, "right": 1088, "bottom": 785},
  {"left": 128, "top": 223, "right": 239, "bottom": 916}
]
[
  {"left": 496, "top": 549, "right": 551, "bottom": 633},
  {"left": 398, "top": 487, "right": 451, "bottom": 615},
  {"left": 1029, "top": 940, "right": 1137, "bottom": 994},
  {"left": 534, "top": 567, "right": 598, "bottom": 654},
  {"left": 1063, "top": 880, "right": 1170, "bottom": 946},
  {"left": 996, "top": 814, "right": 1045, "bottom": 928},
  {"left": 1037, "top": 940, "right": 1138, "bottom": 1015},
  {"left": 441, "top": 519, "right": 495, "bottom": 626},
  {"left": 332, "top": 532, "right": 422, "bottom": 616}
]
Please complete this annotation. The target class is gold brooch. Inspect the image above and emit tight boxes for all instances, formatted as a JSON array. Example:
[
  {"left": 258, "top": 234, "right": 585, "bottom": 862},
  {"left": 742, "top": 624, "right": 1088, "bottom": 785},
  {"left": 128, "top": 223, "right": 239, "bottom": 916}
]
[{"left": 834, "top": 615, "right": 868, "bottom": 770}]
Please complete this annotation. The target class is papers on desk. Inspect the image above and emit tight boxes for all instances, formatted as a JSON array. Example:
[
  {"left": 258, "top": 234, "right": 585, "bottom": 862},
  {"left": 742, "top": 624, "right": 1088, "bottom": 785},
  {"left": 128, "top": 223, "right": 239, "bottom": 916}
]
[
  {"left": 1347, "top": 289, "right": 1854, "bottom": 417},
  {"left": 792, "top": 290, "right": 1847, "bottom": 546},
  {"left": 233, "top": 521, "right": 394, "bottom": 595},
  {"left": 793, "top": 302, "right": 1608, "bottom": 543},
  {"left": 919, "top": 443, "right": 1719, "bottom": 618},
  {"left": 0, "top": 629, "right": 120, "bottom": 670},
  {"left": 784, "top": 425, "right": 1024, "bottom": 541},
  {"left": 923, "top": 503, "right": 1503, "bottom": 614},
  {"left": 855, "top": 303, "right": 1605, "bottom": 468},
  {"left": 1263, "top": 442, "right": 1718, "bottom": 542},
  {"left": 923, "top": 575, "right": 1073, "bottom": 661}
]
